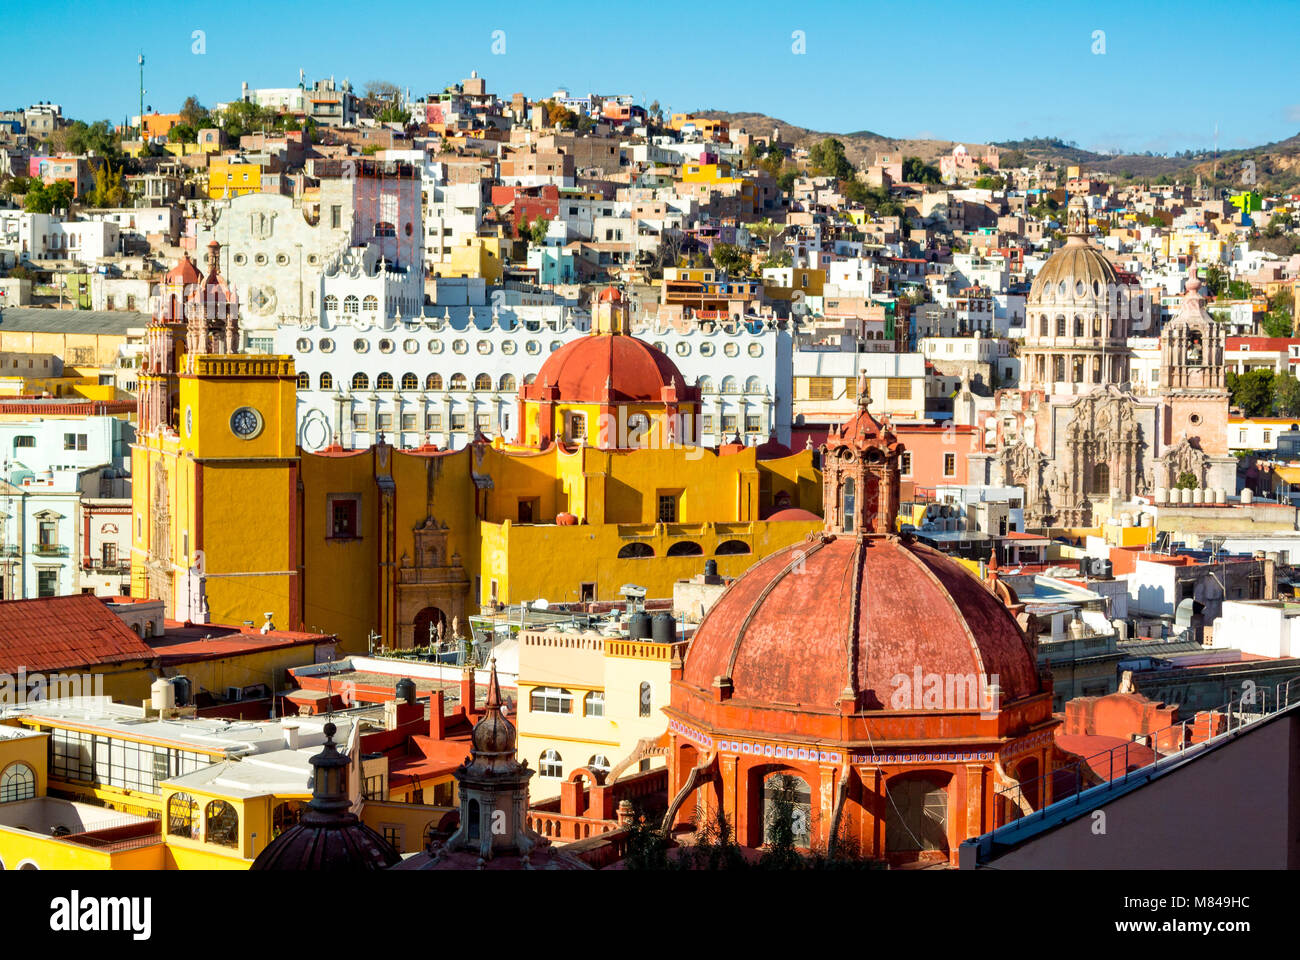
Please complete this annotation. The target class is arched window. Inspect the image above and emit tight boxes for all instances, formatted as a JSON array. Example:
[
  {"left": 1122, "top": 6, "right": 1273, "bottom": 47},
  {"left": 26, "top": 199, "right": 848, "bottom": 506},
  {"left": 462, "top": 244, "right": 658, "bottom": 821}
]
[
  {"left": 449, "top": 373, "right": 467, "bottom": 391},
  {"left": 714, "top": 539, "right": 751, "bottom": 555},
  {"left": 204, "top": 800, "right": 239, "bottom": 847},
  {"left": 884, "top": 774, "right": 949, "bottom": 855},
  {"left": 618, "top": 542, "right": 654, "bottom": 558},
  {"left": 698, "top": 376, "right": 715, "bottom": 394},
  {"left": 374, "top": 221, "right": 396, "bottom": 238},
  {"left": 498, "top": 373, "right": 517, "bottom": 392},
  {"left": 842, "top": 477, "right": 856, "bottom": 533},
  {"left": 362, "top": 295, "right": 379, "bottom": 313},
  {"left": 1055, "top": 316, "right": 1066, "bottom": 337},
  {"left": 588, "top": 754, "right": 611, "bottom": 775},
  {"left": 474, "top": 373, "right": 492, "bottom": 391},
  {"left": 352, "top": 372, "right": 369, "bottom": 391},
  {"left": 1092, "top": 314, "right": 1102, "bottom": 337},
  {"left": 1073, "top": 316, "right": 1083, "bottom": 337},
  {"left": 763, "top": 773, "right": 812, "bottom": 847},
  {"left": 323, "top": 295, "right": 338, "bottom": 313},
  {"left": 467, "top": 798, "right": 481, "bottom": 840},
  {"left": 540, "top": 749, "right": 563, "bottom": 778},
  {"left": 530, "top": 687, "right": 573, "bottom": 714},
  {"left": 745, "top": 376, "right": 763, "bottom": 394},
  {"left": 426, "top": 373, "right": 443, "bottom": 390},
  {"left": 523, "top": 373, "right": 537, "bottom": 386},
  {"left": 319, "top": 372, "right": 334, "bottom": 391},
  {"left": 0, "top": 763, "right": 36, "bottom": 803},
  {"left": 665, "top": 541, "right": 703, "bottom": 557},
  {"left": 296, "top": 371, "right": 309, "bottom": 390},
  {"left": 721, "top": 376, "right": 738, "bottom": 394},
  {"left": 343, "top": 295, "right": 360, "bottom": 314},
  {"left": 584, "top": 691, "right": 605, "bottom": 717},
  {"left": 401, "top": 372, "right": 418, "bottom": 391},
  {"left": 166, "top": 793, "right": 198, "bottom": 838},
  {"left": 639, "top": 681, "right": 652, "bottom": 717},
  {"left": 271, "top": 800, "right": 303, "bottom": 838},
  {"left": 1038, "top": 315, "right": 1047, "bottom": 336},
  {"left": 376, "top": 372, "right": 394, "bottom": 391}
]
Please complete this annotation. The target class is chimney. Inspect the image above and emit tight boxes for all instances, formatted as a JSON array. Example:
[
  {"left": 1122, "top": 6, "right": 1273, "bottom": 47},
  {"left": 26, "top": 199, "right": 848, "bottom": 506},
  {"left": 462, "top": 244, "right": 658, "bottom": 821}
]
[
  {"left": 460, "top": 665, "right": 475, "bottom": 715},
  {"left": 430, "top": 689, "right": 446, "bottom": 739},
  {"left": 283, "top": 723, "right": 300, "bottom": 749},
  {"left": 1264, "top": 554, "right": 1277, "bottom": 599}
]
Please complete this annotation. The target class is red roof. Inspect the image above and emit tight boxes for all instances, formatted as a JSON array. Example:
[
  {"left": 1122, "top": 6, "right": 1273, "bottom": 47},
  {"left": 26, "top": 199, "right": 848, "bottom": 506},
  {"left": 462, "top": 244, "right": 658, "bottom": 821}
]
[
  {"left": 1226, "top": 337, "right": 1300, "bottom": 351},
  {"left": 522, "top": 334, "right": 695, "bottom": 404},
  {"left": 682, "top": 536, "right": 1041, "bottom": 710},
  {"left": 0, "top": 595, "right": 157, "bottom": 673}
]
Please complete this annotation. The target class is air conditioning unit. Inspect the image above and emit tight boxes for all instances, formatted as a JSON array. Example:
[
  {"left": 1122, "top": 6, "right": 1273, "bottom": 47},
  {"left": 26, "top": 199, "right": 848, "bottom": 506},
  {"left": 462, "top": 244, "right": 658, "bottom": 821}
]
[{"left": 226, "top": 686, "right": 243, "bottom": 702}]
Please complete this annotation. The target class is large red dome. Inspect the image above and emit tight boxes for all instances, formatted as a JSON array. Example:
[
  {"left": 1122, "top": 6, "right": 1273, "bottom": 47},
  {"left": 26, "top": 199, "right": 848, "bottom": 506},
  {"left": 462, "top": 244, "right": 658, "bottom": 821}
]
[
  {"left": 681, "top": 534, "right": 1041, "bottom": 710},
  {"left": 522, "top": 334, "right": 695, "bottom": 404}
]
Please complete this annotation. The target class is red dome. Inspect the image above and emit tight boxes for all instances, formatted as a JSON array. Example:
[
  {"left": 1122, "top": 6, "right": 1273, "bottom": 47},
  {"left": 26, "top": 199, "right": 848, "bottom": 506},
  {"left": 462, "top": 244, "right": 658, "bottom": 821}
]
[
  {"left": 764, "top": 507, "right": 821, "bottom": 522},
  {"left": 523, "top": 335, "right": 695, "bottom": 404},
  {"left": 597, "top": 286, "right": 625, "bottom": 303},
  {"left": 164, "top": 252, "right": 202, "bottom": 286},
  {"left": 682, "top": 535, "right": 1041, "bottom": 710}
]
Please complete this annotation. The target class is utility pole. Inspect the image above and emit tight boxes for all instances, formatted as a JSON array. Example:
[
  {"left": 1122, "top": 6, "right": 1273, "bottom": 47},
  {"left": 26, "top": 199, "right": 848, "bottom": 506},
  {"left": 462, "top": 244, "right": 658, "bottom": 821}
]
[{"left": 138, "top": 53, "right": 145, "bottom": 139}]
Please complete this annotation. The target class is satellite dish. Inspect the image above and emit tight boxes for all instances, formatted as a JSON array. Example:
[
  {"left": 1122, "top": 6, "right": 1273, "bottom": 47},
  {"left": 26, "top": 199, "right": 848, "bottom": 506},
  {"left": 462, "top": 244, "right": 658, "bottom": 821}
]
[{"left": 533, "top": 598, "right": 550, "bottom": 610}]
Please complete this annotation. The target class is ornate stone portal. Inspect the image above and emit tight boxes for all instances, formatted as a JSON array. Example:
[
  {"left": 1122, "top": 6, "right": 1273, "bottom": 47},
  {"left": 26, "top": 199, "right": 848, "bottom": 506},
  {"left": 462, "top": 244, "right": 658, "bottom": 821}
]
[{"left": 395, "top": 515, "right": 470, "bottom": 648}]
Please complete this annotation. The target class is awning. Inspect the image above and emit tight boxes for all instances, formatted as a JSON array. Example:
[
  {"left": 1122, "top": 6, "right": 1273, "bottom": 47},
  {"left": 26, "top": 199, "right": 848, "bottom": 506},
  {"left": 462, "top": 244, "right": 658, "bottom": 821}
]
[{"left": 1273, "top": 466, "right": 1300, "bottom": 485}]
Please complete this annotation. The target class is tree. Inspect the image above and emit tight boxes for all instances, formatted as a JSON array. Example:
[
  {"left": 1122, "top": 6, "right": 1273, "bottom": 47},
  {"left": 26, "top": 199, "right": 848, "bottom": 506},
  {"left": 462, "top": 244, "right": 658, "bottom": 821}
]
[
  {"left": 376, "top": 105, "right": 411, "bottom": 125},
  {"left": 973, "top": 175, "right": 1006, "bottom": 190},
  {"left": 1263, "top": 308, "right": 1294, "bottom": 338},
  {"left": 1275, "top": 373, "right": 1300, "bottom": 417},
  {"left": 23, "top": 179, "right": 74, "bottom": 213},
  {"left": 746, "top": 219, "right": 785, "bottom": 257},
  {"left": 1201, "top": 263, "right": 1227, "bottom": 297},
  {"left": 86, "top": 161, "right": 126, "bottom": 208},
  {"left": 711, "top": 243, "right": 750, "bottom": 276},
  {"left": 526, "top": 216, "right": 550, "bottom": 245},
  {"left": 902, "top": 156, "right": 941, "bottom": 184},
  {"left": 808, "top": 138, "right": 853, "bottom": 181},
  {"left": 178, "top": 96, "right": 209, "bottom": 128},
  {"left": 1227, "top": 368, "right": 1275, "bottom": 417}
]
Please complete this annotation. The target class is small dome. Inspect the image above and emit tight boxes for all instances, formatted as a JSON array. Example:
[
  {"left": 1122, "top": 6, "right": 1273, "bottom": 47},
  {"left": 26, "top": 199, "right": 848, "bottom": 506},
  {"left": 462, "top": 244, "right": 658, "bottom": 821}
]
[
  {"left": 765, "top": 507, "right": 821, "bottom": 522},
  {"left": 524, "top": 334, "right": 694, "bottom": 404},
  {"left": 1028, "top": 241, "right": 1119, "bottom": 302},
  {"left": 597, "top": 286, "right": 625, "bottom": 303},
  {"left": 164, "top": 252, "right": 202, "bottom": 287}
]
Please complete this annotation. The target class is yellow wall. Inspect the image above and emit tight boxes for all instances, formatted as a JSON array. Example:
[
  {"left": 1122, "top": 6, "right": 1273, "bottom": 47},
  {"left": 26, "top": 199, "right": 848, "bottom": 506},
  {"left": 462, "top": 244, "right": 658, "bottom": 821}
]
[
  {"left": 360, "top": 799, "right": 456, "bottom": 854},
  {"left": 0, "top": 731, "right": 48, "bottom": 797},
  {"left": 0, "top": 826, "right": 166, "bottom": 870},
  {"left": 208, "top": 160, "right": 263, "bottom": 199}
]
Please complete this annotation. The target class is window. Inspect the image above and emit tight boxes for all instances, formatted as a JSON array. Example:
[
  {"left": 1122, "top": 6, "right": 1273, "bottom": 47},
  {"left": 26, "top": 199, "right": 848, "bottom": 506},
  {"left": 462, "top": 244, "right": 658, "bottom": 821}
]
[
  {"left": 567, "top": 413, "right": 586, "bottom": 442},
  {"left": 377, "top": 413, "right": 393, "bottom": 431},
  {"left": 382, "top": 825, "right": 401, "bottom": 848},
  {"left": 1264, "top": 431, "right": 1272, "bottom": 444},
  {"left": 639, "top": 681, "right": 652, "bottom": 717},
  {"left": 584, "top": 690, "right": 605, "bottom": 717},
  {"left": 530, "top": 687, "right": 573, "bottom": 714},
  {"left": 353, "top": 413, "right": 368, "bottom": 430},
  {"left": 887, "top": 379, "right": 911, "bottom": 400},
  {"left": 205, "top": 800, "right": 239, "bottom": 847},
  {"left": 657, "top": 494, "right": 678, "bottom": 523},
  {"left": 352, "top": 372, "right": 369, "bottom": 390},
  {"left": 842, "top": 477, "right": 856, "bottom": 533},
  {"left": 329, "top": 497, "right": 359, "bottom": 539},
  {"left": 449, "top": 373, "right": 467, "bottom": 391},
  {"left": 474, "top": 373, "right": 492, "bottom": 391},
  {"left": 319, "top": 372, "right": 334, "bottom": 391},
  {"left": 37, "top": 570, "right": 58, "bottom": 597},
  {"left": 363, "top": 774, "right": 384, "bottom": 800},
  {"left": 376, "top": 372, "right": 394, "bottom": 391},
  {"left": 363, "top": 295, "right": 379, "bottom": 313},
  {"left": 498, "top": 373, "right": 517, "bottom": 392},
  {"left": 762, "top": 774, "right": 812, "bottom": 847},
  {"left": 722, "top": 415, "right": 738, "bottom": 434},
  {"left": 745, "top": 415, "right": 761, "bottom": 434},
  {"left": 588, "top": 755, "right": 611, "bottom": 776},
  {"left": 0, "top": 762, "right": 36, "bottom": 803},
  {"left": 426, "top": 413, "right": 442, "bottom": 430},
  {"left": 808, "top": 377, "right": 833, "bottom": 400},
  {"left": 900, "top": 451, "right": 913, "bottom": 476},
  {"left": 450, "top": 413, "right": 467, "bottom": 431},
  {"left": 167, "top": 792, "right": 198, "bottom": 839},
  {"left": 272, "top": 800, "right": 302, "bottom": 838},
  {"left": 401, "top": 372, "right": 418, "bottom": 391},
  {"left": 297, "top": 372, "right": 310, "bottom": 389},
  {"left": 943, "top": 453, "right": 957, "bottom": 477},
  {"left": 63, "top": 433, "right": 87, "bottom": 451},
  {"left": 540, "top": 750, "right": 563, "bottom": 779},
  {"left": 402, "top": 413, "right": 417, "bottom": 430},
  {"left": 13, "top": 435, "right": 35, "bottom": 449},
  {"left": 344, "top": 295, "right": 359, "bottom": 314}
]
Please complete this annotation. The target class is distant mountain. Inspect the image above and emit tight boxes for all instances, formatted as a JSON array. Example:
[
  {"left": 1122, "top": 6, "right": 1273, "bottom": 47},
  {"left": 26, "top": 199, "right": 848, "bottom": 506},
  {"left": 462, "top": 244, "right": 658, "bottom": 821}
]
[{"left": 697, "top": 110, "right": 1300, "bottom": 191}]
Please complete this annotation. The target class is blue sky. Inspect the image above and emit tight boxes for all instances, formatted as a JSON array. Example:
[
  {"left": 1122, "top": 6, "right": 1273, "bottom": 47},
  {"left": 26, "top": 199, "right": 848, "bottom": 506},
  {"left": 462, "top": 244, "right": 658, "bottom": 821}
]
[{"left": 4, "top": 0, "right": 1298, "bottom": 154}]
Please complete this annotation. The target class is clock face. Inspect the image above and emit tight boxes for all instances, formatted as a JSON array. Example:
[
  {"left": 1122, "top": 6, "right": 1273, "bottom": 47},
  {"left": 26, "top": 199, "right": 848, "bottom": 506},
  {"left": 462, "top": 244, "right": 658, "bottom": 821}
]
[
  {"left": 230, "top": 406, "right": 263, "bottom": 439},
  {"left": 185, "top": 406, "right": 193, "bottom": 437}
]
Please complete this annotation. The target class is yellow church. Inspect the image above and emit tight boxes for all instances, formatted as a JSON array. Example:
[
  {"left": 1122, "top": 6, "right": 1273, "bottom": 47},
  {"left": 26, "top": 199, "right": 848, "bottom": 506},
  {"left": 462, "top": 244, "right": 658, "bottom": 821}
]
[{"left": 131, "top": 257, "right": 823, "bottom": 652}]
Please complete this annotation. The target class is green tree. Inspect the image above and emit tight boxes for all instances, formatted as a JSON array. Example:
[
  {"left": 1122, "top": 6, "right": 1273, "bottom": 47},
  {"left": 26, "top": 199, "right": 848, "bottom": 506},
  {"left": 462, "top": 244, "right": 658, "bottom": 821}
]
[
  {"left": 1201, "top": 263, "right": 1227, "bottom": 296},
  {"left": 1227, "top": 368, "right": 1275, "bottom": 417},
  {"left": 808, "top": 137, "right": 853, "bottom": 180},
  {"left": 526, "top": 216, "right": 550, "bottom": 245},
  {"left": 973, "top": 175, "right": 1006, "bottom": 190},
  {"left": 86, "top": 161, "right": 126, "bottom": 208},
  {"left": 902, "top": 156, "right": 941, "bottom": 184},
  {"left": 711, "top": 243, "right": 750, "bottom": 276},
  {"left": 1173, "top": 471, "right": 1199, "bottom": 490},
  {"left": 377, "top": 105, "right": 411, "bottom": 125},
  {"left": 1263, "top": 309, "right": 1294, "bottom": 338},
  {"left": 1275, "top": 373, "right": 1300, "bottom": 417}
]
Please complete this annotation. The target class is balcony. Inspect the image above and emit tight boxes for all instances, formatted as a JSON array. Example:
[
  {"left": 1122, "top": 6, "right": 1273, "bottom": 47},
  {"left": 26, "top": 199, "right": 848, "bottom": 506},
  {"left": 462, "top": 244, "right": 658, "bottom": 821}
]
[
  {"left": 0, "top": 544, "right": 20, "bottom": 558},
  {"left": 32, "top": 543, "right": 69, "bottom": 557},
  {"left": 82, "top": 558, "right": 130, "bottom": 575}
]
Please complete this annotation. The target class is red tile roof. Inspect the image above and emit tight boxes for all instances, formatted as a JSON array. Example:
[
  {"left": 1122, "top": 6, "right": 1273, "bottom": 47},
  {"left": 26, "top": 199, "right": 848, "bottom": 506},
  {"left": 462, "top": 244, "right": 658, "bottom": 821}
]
[{"left": 0, "top": 594, "right": 157, "bottom": 673}]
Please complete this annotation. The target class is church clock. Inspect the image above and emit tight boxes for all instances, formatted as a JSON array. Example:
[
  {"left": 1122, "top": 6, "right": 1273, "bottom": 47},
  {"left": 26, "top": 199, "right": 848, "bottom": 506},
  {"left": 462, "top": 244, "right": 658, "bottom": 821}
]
[{"left": 230, "top": 406, "right": 264, "bottom": 439}]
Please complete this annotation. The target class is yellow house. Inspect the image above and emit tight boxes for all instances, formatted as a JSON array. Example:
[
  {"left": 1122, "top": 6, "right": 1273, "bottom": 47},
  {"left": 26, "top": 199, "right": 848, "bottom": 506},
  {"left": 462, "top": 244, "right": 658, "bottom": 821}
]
[
  {"left": 516, "top": 623, "right": 683, "bottom": 800},
  {"left": 762, "top": 266, "right": 826, "bottom": 302},
  {"left": 429, "top": 235, "right": 506, "bottom": 282},
  {"left": 208, "top": 158, "right": 263, "bottom": 199}
]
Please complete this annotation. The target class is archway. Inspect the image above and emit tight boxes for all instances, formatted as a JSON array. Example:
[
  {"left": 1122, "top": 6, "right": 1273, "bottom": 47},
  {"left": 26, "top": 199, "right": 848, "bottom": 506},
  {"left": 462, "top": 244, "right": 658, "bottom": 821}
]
[
  {"left": 413, "top": 606, "right": 448, "bottom": 646},
  {"left": 761, "top": 773, "right": 812, "bottom": 848},
  {"left": 883, "top": 772, "right": 950, "bottom": 861}
]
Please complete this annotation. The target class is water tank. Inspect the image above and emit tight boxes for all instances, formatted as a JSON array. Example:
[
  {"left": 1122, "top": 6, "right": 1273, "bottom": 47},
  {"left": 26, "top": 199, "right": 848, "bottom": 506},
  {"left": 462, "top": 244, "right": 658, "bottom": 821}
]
[
  {"left": 1192, "top": 487, "right": 1204, "bottom": 505},
  {"left": 172, "top": 676, "right": 191, "bottom": 707},
  {"left": 1242, "top": 488, "right": 1254, "bottom": 504},
  {"left": 1154, "top": 487, "right": 1167, "bottom": 504},
  {"left": 651, "top": 613, "right": 676, "bottom": 644},
  {"left": 151, "top": 678, "right": 175, "bottom": 711},
  {"left": 628, "top": 612, "right": 651, "bottom": 640},
  {"left": 703, "top": 559, "right": 718, "bottom": 577},
  {"left": 395, "top": 677, "right": 416, "bottom": 705}
]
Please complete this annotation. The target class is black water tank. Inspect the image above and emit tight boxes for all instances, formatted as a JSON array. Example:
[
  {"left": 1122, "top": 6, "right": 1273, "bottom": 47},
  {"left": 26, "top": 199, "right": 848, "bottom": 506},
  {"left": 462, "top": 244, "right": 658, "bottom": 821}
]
[
  {"left": 395, "top": 677, "right": 417, "bottom": 705},
  {"left": 652, "top": 613, "right": 675, "bottom": 644},
  {"left": 703, "top": 559, "right": 718, "bottom": 577},
  {"left": 628, "top": 612, "right": 651, "bottom": 639},
  {"left": 172, "top": 676, "right": 192, "bottom": 707}
]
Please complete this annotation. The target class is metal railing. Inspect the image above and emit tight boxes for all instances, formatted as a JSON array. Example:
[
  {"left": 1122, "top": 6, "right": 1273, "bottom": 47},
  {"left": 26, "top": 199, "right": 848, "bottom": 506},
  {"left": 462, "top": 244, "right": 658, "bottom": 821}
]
[
  {"left": 31, "top": 543, "right": 69, "bottom": 557},
  {"left": 989, "top": 677, "right": 1300, "bottom": 845}
]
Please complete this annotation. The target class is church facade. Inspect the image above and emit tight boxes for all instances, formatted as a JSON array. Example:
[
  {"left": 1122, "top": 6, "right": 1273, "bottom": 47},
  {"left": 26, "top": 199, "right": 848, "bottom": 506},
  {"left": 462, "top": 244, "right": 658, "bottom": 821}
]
[{"left": 957, "top": 198, "right": 1234, "bottom": 528}]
